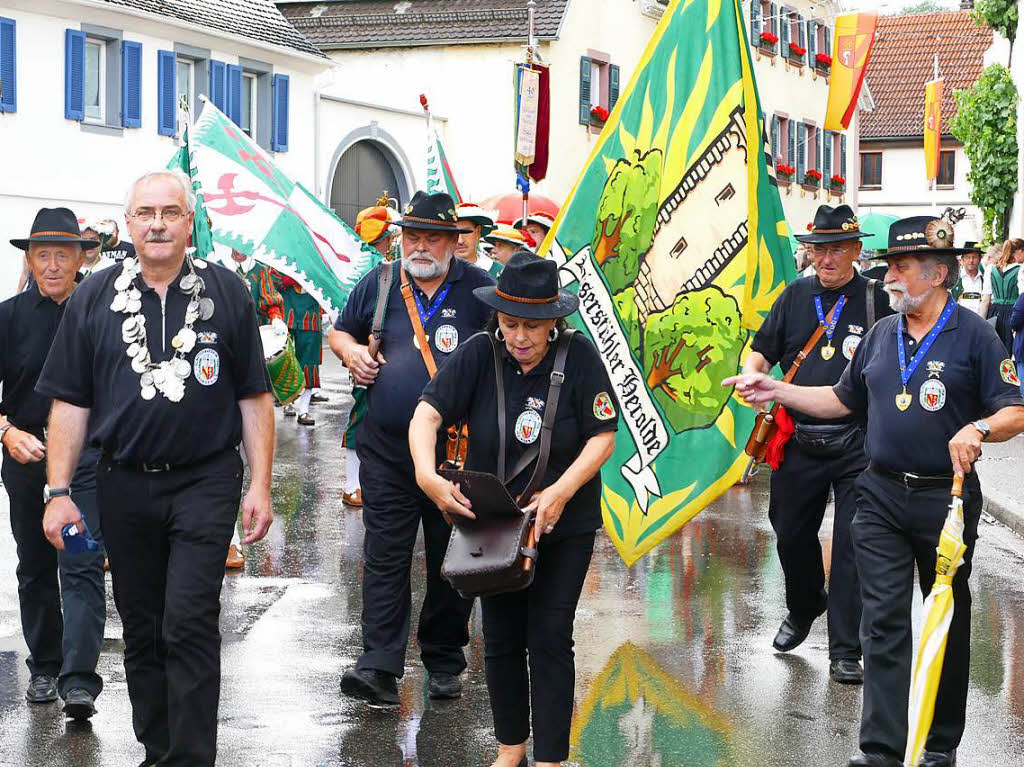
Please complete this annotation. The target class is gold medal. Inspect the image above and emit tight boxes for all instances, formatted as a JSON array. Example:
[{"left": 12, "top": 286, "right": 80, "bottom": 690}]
[
  {"left": 821, "top": 344, "right": 835, "bottom": 360},
  {"left": 413, "top": 335, "right": 420, "bottom": 350},
  {"left": 895, "top": 388, "right": 912, "bottom": 411}
]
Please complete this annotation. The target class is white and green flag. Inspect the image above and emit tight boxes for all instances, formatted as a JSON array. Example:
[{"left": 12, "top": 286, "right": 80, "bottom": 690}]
[{"left": 169, "top": 98, "right": 379, "bottom": 318}]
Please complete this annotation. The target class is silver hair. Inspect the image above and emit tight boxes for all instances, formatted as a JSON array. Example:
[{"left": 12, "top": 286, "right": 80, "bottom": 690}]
[
  {"left": 124, "top": 169, "right": 196, "bottom": 214},
  {"left": 920, "top": 255, "right": 958, "bottom": 290}
]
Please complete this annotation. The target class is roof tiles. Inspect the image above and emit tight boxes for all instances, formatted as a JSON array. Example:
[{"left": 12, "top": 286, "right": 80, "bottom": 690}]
[
  {"left": 276, "top": 0, "right": 571, "bottom": 48},
  {"left": 861, "top": 11, "right": 993, "bottom": 139}
]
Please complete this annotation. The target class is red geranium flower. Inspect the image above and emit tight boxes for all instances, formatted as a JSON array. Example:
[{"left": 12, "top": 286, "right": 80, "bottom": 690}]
[
  {"left": 788, "top": 42, "right": 806, "bottom": 57},
  {"left": 816, "top": 53, "right": 832, "bottom": 67},
  {"left": 590, "top": 105, "right": 609, "bottom": 123},
  {"left": 830, "top": 174, "right": 846, "bottom": 185},
  {"left": 760, "top": 31, "right": 779, "bottom": 45}
]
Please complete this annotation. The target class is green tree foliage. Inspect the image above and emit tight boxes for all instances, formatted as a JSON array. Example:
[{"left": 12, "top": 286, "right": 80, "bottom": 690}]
[
  {"left": 950, "top": 64, "right": 1019, "bottom": 242},
  {"left": 973, "top": 0, "right": 1018, "bottom": 57},
  {"left": 899, "top": 1, "right": 951, "bottom": 15}
]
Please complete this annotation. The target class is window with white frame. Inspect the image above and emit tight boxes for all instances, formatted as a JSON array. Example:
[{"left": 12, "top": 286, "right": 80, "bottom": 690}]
[
  {"left": 241, "top": 72, "right": 257, "bottom": 138},
  {"left": 175, "top": 58, "right": 194, "bottom": 115},
  {"left": 84, "top": 38, "right": 104, "bottom": 122}
]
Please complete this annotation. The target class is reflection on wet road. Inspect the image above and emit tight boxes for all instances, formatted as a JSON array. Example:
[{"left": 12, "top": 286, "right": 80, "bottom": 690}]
[{"left": 2, "top": 353, "right": 1024, "bottom": 766}]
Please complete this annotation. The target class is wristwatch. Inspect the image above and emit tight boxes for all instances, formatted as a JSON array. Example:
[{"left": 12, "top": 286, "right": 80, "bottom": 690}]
[
  {"left": 971, "top": 420, "right": 991, "bottom": 441},
  {"left": 43, "top": 485, "right": 72, "bottom": 504}
]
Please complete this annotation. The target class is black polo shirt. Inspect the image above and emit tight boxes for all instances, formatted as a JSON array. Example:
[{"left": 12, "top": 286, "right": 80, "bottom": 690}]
[
  {"left": 103, "top": 241, "right": 136, "bottom": 261},
  {"left": 36, "top": 259, "right": 271, "bottom": 465},
  {"left": 335, "top": 257, "right": 495, "bottom": 465},
  {"left": 834, "top": 302, "right": 1024, "bottom": 474},
  {"left": 0, "top": 288, "right": 71, "bottom": 431},
  {"left": 752, "top": 271, "right": 892, "bottom": 425},
  {"left": 421, "top": 331, "right": 618, "bottom": 541}
]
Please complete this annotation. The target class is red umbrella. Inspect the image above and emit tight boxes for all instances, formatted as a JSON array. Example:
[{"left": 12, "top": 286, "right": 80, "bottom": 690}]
[{"left": 481, "top": 192, "right": 560, "bottom": 225}]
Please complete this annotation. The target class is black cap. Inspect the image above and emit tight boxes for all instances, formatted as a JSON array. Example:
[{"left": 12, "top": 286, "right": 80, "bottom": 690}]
[
  {"left": 794, "top": 204, "right": 869, "bottom": 244},
  {"left": 393, "top": 191, "right": 473, "bottom": 233},
  {"left": 473, "top": 251, "right": 579, "bottom": 319},
  {"left": 10, "top": 207, "right": 100, "bottom": 251},
  {"left": 876, "top": 216, "right": 971, "bottom": 258}
]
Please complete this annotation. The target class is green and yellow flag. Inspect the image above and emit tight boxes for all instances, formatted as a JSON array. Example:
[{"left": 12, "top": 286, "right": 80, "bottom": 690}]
[{"left": 541, "top": 0, "right": 795, "bottom": 565}]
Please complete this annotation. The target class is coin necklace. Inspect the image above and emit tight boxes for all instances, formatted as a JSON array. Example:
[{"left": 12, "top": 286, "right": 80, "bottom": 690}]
[
  {"left": 111, "top": 256, "right": 213, "bottom": 403},
  {"left": 894, "top": 297, "right": 955, "bottom": 412},
  {"left": 813, "top": 294, "right": 846, "bottom": 361}
]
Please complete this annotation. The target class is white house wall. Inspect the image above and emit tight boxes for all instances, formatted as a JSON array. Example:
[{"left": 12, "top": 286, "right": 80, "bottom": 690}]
[{"left": 0, "top": 0, "right": 324, "bottom": 297}]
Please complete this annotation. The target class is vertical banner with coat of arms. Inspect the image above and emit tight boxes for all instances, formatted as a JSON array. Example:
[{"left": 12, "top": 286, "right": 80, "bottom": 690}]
[
  {"left": 541, "top": 0, "right": 796, "bottom": 565},
  {"left": 824, "top": 12, "right": 878, "bottom": 131},
  {"left": 924, "top": 79, "right": 944, "bottom": 182}
]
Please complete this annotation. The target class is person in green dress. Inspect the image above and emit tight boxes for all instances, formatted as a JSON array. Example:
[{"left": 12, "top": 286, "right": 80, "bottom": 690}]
[
  {"left": 280, "top": 275, "right": 324, "bottom": 426},
  {"left": 980, "top": 238, "right": 1023, "bottom": 353}
]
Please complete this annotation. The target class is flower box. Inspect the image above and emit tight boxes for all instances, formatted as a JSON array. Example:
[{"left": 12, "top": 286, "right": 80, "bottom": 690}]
[
  {"left": 759, "top": 31, "right": 779, "bottom": 52},
  {"left": 590, "top": 105, "right": 609, "bottom": 125},
  {"left": 787, "top": 42, "right": 806, "bottom": 63},
  {"left": 829, "top": 175, "right": 846, "bottom": 194},
  {"left": 776, "top": 162, "right": 796, "bottom": 182},
  {"left": 802, "top": 168, "right": 822, "bottom": 187},
  {"left": 815, "top": 53, "right": 832, "bottom": 69}
]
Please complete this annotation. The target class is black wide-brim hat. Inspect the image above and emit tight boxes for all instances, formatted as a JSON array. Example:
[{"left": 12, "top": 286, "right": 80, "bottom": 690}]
[
  {"left": 393, "top": 191, "right": 472, "bottom": 233},
  {"left": 473, "top": 251, "right": 579, "bottom": 319},
  {"left": 794, "top": 204, "right": 870, "bottom": 244},
  {"left": 875, "top": 215, "right": 972, "bottom": 258},
  {"left": 10, "top": 207, "right": 100, "bottom": 250}
]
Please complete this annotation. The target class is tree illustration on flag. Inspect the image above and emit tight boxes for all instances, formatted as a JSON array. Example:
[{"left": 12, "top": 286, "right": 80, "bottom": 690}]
[
  {"left": 169, "top": 98, "right": 379, "bottom": 319},
  {"left": 542, "top": 0, "right": 796, "bottom": 564}
]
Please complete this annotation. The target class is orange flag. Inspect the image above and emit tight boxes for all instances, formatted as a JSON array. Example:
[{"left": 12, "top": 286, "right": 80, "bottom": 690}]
[
  {"left": 824, "top": 12, "right": 878, "bottom": 131},
  {"left": 924, "top": 79, "right": 944, "bottom": 181}
]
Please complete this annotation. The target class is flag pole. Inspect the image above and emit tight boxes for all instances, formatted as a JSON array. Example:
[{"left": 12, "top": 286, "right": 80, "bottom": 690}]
[
  {"left": 932, "top": 52, "right": 939, "bottom": 213},
  {"left": 521, "top": 0, "right": 537, "bottom": 227}
]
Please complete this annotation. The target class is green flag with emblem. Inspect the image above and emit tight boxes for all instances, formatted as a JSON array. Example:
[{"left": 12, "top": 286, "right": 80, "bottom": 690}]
[
  {"left": 541, "top": 0, "right": 796, "bottom": 565},
  {"left": 168, "top": 98, "right": 379, "bottom": 319}
]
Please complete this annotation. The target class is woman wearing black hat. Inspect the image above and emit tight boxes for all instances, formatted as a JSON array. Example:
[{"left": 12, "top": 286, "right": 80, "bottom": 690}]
[{"left": 409, "top": 252, "right": 618, "bottom": 767}]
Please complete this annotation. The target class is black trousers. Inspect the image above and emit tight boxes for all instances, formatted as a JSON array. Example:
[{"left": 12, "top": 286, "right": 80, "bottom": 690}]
[
  {"left": 97, "top": 449, "right": 242, "bottom": 767},
  {"left": 768, "top": 437, "right": 865, "bottom": 659},
  {"left": 481, "top": 531, "right": 595, "bottom": 763},
  {"left": 355, "top": 452, "right": 473, "bottom": 678},
  {"left": 852, "top": 467, "right": 980, "bottom": 757},
  {"left": 991, "top": 303, "right": 1015, "bottom": 355},
  {"left": 1, "top": 445, "right": 105, "bottom": 698}
]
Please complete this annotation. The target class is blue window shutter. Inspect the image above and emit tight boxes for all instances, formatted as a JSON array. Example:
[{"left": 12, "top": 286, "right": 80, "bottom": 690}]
[
  {"left": 64, "top": 29, "right": 85, "bottom": 121},
  {"left": 807, "top": 21, "right": 817, "bottom": 60},
  {"left": 841, "top": 134, "right": 847, "bottom": 178},
  {"left": 121, "top": 40, "right": 142, "bottom": 128},
  {"left": 825, "top": 25, "right": 832, "bottom": 57},
  {"left": 272, "top": 73, "right": 289, "bottom": 151},
  {"left": 226, "top": 64, "right": 242, "bottom": 123},
  {"left": 823, "top": 130, "right": 832, "bottom": 179},
  {"left": 209, "top": 59, "right": 226, "bottom": 112},
  {"left": 578, "top": 56, "right": 592, "bottom": 125},
  {"left": 0, "top": 17, "right": 16, "bottom": 113},
  {"left": 797, "top": 14, "right": 806, "bottom": 48},
  {"left": 787, "top": 119, "right": 795, "bottom": 165},
  {"left": 751, "top": 1, "right": 762, "bottom": 39},
  {"left": 797, "top": 122, "right": 806, "bottom": 177},
  {"left": 769, "top": 2, "right": 777, "bottom": 35},
  {"left": 609, "top": 64, "right": 620, "bottom": 110},
  {"left": 780, "top": 8, "right": 790, "bottom": 49},
  {"left": 157, "top": 49, "right": 176, "bottom": 136},
  {"left": 815, "top": 127, "right": 822, "bottom": 173}
]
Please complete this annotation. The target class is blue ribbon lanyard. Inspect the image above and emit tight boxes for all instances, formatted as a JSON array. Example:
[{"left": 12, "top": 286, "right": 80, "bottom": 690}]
[
  {"left": 413, "top": 284, "right": 451, "bottom": 326},
  {"left": 895, "top": 298, "right": 956, "bottom": 407},
  {"left": 813, "top": 294, "right": 846, "bottom": 358}
]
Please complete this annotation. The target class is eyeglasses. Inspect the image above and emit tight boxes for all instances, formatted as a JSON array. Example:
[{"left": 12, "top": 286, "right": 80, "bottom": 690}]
[
  {"left": 809, "top": 246, "right": 850, "bottom": 258},
  {"left": 129, "top": 208, "right": 186, "bottom": 224}
]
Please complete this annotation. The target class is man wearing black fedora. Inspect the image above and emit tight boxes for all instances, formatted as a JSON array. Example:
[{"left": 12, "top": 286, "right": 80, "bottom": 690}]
[
  {"left": 742, "top": 204, "right": 891, "bottom": 684},
  {"left": 727, "top": 215, "right": 1024, "bottom": 767},
  {"left": 329, "top": 190, "right": 495, "bottom": 706},
  {"left": 1, "top": 208, "right": 107, "bottom": 719}
]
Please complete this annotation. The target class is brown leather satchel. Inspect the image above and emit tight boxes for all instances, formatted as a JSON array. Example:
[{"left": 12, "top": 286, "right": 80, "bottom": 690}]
[{"left": 440, "top": 331, "right": 575, "bottom": 598}]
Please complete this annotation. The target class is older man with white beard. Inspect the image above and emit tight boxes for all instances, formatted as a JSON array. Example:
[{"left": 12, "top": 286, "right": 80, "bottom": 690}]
[
  {"left": 329, "top": 191, "right": 495, "bottom": 707},
  {"left": 726, "top": 215, "right": 1024, "bottom": 767}
]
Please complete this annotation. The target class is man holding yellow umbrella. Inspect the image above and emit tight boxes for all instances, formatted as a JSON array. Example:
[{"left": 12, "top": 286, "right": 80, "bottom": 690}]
[{"left": 725, "top": 216, "right": 1024, "bottom": 767}]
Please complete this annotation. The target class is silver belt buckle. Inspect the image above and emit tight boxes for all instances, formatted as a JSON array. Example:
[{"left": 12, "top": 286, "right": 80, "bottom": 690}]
[
  {"left": 142, "top": 462, "right": 171, "bottom": 473},
  {"left": 903, "top": 471, "right": 922, "bottom": 486}
]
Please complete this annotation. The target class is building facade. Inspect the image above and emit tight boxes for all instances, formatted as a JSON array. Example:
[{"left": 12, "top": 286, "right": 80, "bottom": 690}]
[{"left": 0, "top": 0, "right": 329, "bottom": 295}]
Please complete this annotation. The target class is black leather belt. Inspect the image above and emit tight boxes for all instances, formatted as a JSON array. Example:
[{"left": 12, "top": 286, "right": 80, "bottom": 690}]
[
  {"left": 104, "top": 447, "right": 233, "bottom": 474},
  {"left": 869, "top": 463, "right": 955, "bottom": 489}
]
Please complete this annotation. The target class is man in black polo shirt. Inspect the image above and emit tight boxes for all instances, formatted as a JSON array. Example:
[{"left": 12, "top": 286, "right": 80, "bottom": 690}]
[
  {"left": 726, "top": 215, "right": 1024, "bottom": 767},
  {"left": 37, "top": 169, "right": 275, "bottom": 767},
  {"left": 1, "top": 208, "right": 106, "bottom": 720},
  {"left": 745, "top": 204, "right": 890, "bottom": 684},
  {"left": 329, "top": 191, "right": 495, "bottom": 707}
]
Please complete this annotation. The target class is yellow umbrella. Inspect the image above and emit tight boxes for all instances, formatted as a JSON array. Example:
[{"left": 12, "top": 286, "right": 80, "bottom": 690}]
[{"left": 905, "top": 474, "right": 969, "bottom": 766}]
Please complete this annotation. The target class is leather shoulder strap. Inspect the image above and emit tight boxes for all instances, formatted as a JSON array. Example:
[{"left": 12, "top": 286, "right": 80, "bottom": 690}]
[
  {"left": 782, "top": 300, "right": 841, "bottom": 384},
  {"left": 866, "top": 279, "right": 878, "bottom": 329},
  {"left": 368, "top": 261, "right": 394, "bottom": 357},
  {"left": 519, "top": 329, "right": 576, "bottom": 504},
  {"left": 399, "top": 267, "right": 439, "bottom": 378},
  {"left": 487, "top": 333, "right": 508, "bottom": 482}
]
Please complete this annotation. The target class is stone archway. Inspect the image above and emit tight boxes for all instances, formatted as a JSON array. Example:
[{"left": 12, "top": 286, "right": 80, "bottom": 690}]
[{"left": 327, "top": 126, "right": 413, "bottom": 227}]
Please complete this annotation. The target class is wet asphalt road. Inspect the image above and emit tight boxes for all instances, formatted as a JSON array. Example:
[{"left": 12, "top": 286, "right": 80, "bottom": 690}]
[{"left": 2, "top": 352, "right": 1024, "bottom": 766}]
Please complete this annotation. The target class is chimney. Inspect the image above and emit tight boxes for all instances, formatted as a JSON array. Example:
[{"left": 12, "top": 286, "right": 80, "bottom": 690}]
[{"left": 960, "top": 0, "right": 974, "bottom": 8}]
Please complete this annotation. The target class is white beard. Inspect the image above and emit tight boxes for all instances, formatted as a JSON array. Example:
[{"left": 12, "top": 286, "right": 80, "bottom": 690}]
[
  {"left": 403, "top": 248, "right": 452, "bottom": 280},
  {"left": 883, "top": 281, "right": 927, "bottom": 314}
]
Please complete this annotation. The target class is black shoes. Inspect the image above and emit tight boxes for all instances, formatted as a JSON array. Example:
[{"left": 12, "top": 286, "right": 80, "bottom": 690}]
[
  {"left": 297, "top": 414, "right": 315, "bottom": 426},
  {"left": 921, "top": 750, "right": 956, "bottom": 767},
  {"left": 340, "top": 667, "right": 399, "bottom": 708},
  {"left": 63, "top": 688, "right": 97, "bottom": 720},
  {"left": 25, "top": 675, "right": 58, "bottom": 703},
  {"left": 846, "top": 751, "right": 903, "bottom": 767},
  {"left": 311, "top": 392, "right": 329, "bottom": 403},
  {"left": 773, "top": 597, "right": 827, "bottom": 652},
  {"left": 427, "top": 672, "right": 463, "bottom": 700},
  {"left": 829, "top": 658, "right": 864, "bottom": 685}
]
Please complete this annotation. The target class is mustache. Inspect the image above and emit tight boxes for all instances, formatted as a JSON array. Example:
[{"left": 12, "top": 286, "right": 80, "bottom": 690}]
[
  {"left": 144, "top": 233, "right": 173, "bottom": 243},
  {"left": 883, "top": 281, "right": 907, "bottom": 295}
]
